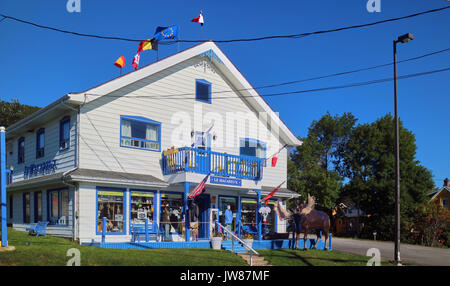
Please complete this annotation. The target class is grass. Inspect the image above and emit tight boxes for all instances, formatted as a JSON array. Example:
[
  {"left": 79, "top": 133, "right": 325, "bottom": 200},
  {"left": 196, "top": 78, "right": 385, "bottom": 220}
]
[
  {"left": 0, "top": 228, "right": 247, "bottom": 266},
  {"left": 258, "top": 249, "right": 393, "bottom": 266},
  {"left": 0, "top": 228, "right": 396, "bottom": 266}
]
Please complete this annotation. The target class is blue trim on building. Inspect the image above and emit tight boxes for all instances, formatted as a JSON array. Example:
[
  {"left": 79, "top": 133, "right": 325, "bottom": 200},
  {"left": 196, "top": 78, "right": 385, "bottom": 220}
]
[
  {"left": 120, "top": 115, "right": 161, "bottom": 152},
  {"left": 195, "top": 79, "right": 212, "bottom": 104},
  {"left": 59, "top": 116, "right": 70, "bottom": 151},
  {"left": 128, "top": 189, "right": 157, "bottom": 235},
  {"left": 36, "top": 128, "right": 45, "bottom": 159},
  {"left": 95, "top": 186, "right": 127, "bottom": 236}
]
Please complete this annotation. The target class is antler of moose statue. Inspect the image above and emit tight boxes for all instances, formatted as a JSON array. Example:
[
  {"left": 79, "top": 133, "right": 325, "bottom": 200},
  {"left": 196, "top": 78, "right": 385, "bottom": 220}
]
[{"left": 274, "top": 194, "right": 330, "bottom": 250}]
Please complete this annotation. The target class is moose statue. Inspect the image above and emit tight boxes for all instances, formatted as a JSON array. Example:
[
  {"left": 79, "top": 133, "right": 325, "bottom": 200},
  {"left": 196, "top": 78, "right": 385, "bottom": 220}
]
[{"left": 274, "top": 194, "right": 330, "bottom": 250}]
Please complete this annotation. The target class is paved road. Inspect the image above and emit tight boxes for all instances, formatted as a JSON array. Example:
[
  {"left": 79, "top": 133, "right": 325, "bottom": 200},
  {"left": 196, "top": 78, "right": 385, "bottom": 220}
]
[{"left": 331, "top": 237, "right": 450, "bottom": 266}]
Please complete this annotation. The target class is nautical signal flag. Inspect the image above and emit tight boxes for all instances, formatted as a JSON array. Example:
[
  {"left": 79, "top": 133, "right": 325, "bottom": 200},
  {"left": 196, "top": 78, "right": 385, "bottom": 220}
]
[
  {"left": 153, "top": 25, "right": 179, "bottom": 42},
  {"left": 114, "top": 56, "right": 126, "bottom": 69},
  {"left": 132, "top": 53, "right": 140, "bottom": 70},
  {"left": 191, "top": 11, "right": 204, "bottom": 26},
  {"left": 137, "top": 38, "right": 158, "bottom": 53}
]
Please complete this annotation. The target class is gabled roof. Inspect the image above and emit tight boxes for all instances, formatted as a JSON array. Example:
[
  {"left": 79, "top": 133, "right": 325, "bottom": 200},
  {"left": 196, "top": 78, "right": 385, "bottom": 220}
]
[
  {"left": 67, "top": 41, "right": 301, "bottom": 146},
  {"left": 430, "top": 186, "right": 450, "bottom": 201}
]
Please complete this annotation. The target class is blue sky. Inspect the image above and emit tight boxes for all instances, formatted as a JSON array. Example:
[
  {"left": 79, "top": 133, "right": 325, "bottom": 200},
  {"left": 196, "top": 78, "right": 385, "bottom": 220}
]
[{"left": 0, "top": 0, "right": 449, "bottom": 188}]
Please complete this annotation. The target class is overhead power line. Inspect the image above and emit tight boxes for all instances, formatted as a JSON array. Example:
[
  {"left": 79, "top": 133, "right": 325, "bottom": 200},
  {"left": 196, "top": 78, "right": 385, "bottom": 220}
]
[
  {"left": 83, "top": 66, "right": 450, "bottom": 100},
  {"left": 0, "top": 6, "right": 449, "bottom": 43}
]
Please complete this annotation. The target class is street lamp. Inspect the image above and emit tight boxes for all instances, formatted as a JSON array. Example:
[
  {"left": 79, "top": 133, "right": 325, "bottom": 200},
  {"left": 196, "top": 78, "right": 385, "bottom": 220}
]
[{"left": 393, "top": 32, "right": 414, "bottom": 266}]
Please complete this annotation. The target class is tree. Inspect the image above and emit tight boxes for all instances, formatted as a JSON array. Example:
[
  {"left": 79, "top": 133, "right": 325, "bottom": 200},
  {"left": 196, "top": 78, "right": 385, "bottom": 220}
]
[
  {"left": 407, "top": 202, "right": 450, "bottom": 247},
  {"left": 289, "top": 112, "right": 357, "bottom": 211},
  {"left": 0, "top": 99, "right": 41, "bottom": 127},
  {"left": 340, "top": 114, "right": 434, "bottom": 240}
]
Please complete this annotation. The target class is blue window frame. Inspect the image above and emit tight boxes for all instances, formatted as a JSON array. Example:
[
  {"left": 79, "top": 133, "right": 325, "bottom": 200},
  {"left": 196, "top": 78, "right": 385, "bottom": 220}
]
[
  {"left": 129, "top": 190, "right": 156, "bottom": 226},
  {"left": 195, "top": 79, "right": 211, "bottom": 103},
  {"left": 23, "top": 192, "right": 30, "bottom": 223},
  {"left": 18, "top": 137, "right": 25, "bottom": 164},
  {"left": 120, "top": 115, "right": 161, "bottom": 151},
  {"left": 239, "top": 138, "right": 267, "bottom": 166},
  {"left": 160, "top": 191, "right": 184, "bottom": 235},
  {"left": 47, "top": 188, "right": 69, "bottom": 225},
  {"left": 59, "top": 116, "right": 70, "bottom": 150},
  {"left": 34, "top": 191, "right": 42, "bottom": 222},
  {"left": 96, "top": 187, "right": 127, "bottom": 235},
  {"left": 36, "top": 128, "right": 45, "bottom": 158}
]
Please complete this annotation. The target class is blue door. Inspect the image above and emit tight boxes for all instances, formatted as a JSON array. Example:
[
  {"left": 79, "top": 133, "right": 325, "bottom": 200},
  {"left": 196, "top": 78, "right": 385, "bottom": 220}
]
[
  {"left": 196, "top": 194, "right": 210, "bottom": 240},
  {"left": 194, "top": 131, "right": 211, "bottom": 173}
]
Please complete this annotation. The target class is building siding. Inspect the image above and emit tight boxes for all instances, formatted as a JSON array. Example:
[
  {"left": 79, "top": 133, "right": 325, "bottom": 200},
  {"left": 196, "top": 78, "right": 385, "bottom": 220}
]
[{"left": 79, "top": 56, "right": 287, "bottom": 188}]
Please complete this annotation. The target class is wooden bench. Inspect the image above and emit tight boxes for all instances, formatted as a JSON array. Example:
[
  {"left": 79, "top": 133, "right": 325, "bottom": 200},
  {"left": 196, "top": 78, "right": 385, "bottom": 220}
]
[
  {"left": 131, "top": 223, "right": 160, "bottom": 242},
  {"left": 26, "top": 221, "right": 49, "bottom": 237}
]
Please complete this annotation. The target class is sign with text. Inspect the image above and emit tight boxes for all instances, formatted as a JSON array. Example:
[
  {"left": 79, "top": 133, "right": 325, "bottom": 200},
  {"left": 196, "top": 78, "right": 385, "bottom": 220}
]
[{"left": 210, "top": 176, "right": 242, "bottom": 186}]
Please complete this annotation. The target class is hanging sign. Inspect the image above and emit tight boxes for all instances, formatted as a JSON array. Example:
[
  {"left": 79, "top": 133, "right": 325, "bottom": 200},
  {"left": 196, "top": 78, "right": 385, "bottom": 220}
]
[{"left": 210, "top": 176, "right": 242, "bottom": 186}]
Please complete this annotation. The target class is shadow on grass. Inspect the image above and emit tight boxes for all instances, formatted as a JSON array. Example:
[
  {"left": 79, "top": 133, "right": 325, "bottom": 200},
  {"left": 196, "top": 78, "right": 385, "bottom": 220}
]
[{"left": 262, "top": 249, "right": 369, "bottom": 266}]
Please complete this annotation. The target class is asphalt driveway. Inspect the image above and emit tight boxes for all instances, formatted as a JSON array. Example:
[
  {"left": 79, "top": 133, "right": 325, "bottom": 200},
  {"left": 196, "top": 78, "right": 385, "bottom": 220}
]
[{"left": 331, "top": 237, "right": 450, "bottom": 266}]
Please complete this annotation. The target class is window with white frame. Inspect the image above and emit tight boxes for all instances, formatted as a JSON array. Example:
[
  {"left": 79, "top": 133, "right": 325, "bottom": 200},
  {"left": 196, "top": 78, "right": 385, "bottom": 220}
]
[{"left": 120, "top": 116, "right": 161, "bottom": 151}]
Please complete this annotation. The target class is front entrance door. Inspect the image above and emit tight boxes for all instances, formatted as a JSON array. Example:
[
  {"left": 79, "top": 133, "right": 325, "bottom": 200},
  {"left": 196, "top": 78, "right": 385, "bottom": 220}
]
[{"left": 196, "top": 194, "right": 211, "bottom": 240}]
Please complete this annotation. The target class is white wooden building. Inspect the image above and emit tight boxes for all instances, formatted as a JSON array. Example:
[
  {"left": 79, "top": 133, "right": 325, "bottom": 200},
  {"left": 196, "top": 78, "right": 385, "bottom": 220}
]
[{"left": 5, "top": 42, "right": 301, "bottom": 245}]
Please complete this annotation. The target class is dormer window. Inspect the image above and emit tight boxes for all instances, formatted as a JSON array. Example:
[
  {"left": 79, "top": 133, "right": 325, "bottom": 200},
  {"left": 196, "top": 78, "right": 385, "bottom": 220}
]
[
  {"left": 36, "top": 128, "right": 45, "bottom": 158},
  {"left": 59, "top": 116, "right": 70, "bottom": 150}
]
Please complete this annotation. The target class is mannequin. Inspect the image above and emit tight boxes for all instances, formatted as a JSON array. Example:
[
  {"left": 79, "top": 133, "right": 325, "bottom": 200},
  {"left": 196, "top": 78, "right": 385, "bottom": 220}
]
[{"left": 224, "top": 205, "right": 233, "bottom": 239}]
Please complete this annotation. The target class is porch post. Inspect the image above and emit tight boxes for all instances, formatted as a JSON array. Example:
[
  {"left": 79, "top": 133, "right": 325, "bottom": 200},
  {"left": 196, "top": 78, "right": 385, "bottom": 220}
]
[
  {"left": 237, "top": 196, "right": 241, "bottom": 238},
  {"left": 1, "top": 127, "right": 7, "bottom": 247},
  {"left": 256, "top": 189, "right": 262, "bottom": 241},
  {"left": 183, "top": 182, "right": 191, "bottom": 241}
]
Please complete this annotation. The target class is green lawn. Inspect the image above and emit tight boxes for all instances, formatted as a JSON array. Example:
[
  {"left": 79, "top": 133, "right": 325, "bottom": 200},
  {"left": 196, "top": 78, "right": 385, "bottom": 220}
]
[
  {"left": 0, "top": 228, "right": 247, "bottom": 266},
  {"left": 1, "top": 228, "right": 394, "bottom": 266},
  {"left": 258, "top": 249, "right": 393, "bottom": 266}
]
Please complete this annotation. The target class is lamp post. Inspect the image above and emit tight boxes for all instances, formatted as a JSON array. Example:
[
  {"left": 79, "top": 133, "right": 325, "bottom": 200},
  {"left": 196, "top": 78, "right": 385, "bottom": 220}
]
[{"left": 393, "top": 33, "right": 414, "bottom": 266}]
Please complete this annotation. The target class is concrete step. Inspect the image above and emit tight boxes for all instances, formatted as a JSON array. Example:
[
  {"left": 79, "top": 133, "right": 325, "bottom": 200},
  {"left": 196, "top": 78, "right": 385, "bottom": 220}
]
[{"left": 238, "top": 253, "right": 271, "bottom": 266}]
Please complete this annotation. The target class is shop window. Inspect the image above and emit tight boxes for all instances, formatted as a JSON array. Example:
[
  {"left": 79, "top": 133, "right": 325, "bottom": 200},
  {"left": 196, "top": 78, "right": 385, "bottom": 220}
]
[
  {"left": 130, "top": 191, "right": 155, "bottom": 225},
  {"left": 240, "top": 198, "right": 257, "bottom": 227},
  {"left": 263, "top": 200, "right": 277, "bottom": 233},
  {"left": 48, "top": 189, "right": 69, "bottom": 225},
  {"left": 160, "top": 193, "right": 183, "bottom": 234},
  {"left": 218, "top": 196, "right": 237, "bottom": 232},
  {"left": 18, "top": 137, "right": 25, "bottom": 164},
  {"left": 34, "top": 191, "right": 42, "bottom": 222},
  {"left": 120, "top": 116, "right": 161, "bottom": 151},
  {"left": 36, "top": 128, "right": 45, "bottom": 158},
  {"left": 59, "top": 116, "right": 70, "bottom": 150},
  {"left": 97, "top": 189, "right": 125, "bottom": 234},
  {"left": 195, "top": 79, "right": 211, "bottom": 103},
  {"left": 23, "top": 193, "right": 30, "bottom": 223}
]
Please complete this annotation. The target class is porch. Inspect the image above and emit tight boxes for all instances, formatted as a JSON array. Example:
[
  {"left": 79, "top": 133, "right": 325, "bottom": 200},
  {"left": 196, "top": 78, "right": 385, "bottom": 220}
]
[{"left": 162, "top": 147, "right": 264, "bottom": 181}]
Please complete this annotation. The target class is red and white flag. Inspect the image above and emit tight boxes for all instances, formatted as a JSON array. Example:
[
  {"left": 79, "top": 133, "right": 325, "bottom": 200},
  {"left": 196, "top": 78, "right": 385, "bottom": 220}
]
[
  {"left": 191, "top": 11, "right": 204, "bottom": 26},
  {"left": 132, "top": 53, "right": 140, "bottom": 70},
  {"left": 188, "top": 173, "right": 211, "bottom": 199}
]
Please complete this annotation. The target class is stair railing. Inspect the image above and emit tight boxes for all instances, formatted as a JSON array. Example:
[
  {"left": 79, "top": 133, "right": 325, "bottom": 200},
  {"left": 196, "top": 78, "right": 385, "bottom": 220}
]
[{"left": 216, "top": 222, "right": 259, "bottom": 266}]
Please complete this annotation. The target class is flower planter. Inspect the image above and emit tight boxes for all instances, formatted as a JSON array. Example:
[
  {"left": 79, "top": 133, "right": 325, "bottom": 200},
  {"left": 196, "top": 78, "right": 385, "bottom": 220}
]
[{"left": 211, "top": 237, "right": 223, "bottom": 250}]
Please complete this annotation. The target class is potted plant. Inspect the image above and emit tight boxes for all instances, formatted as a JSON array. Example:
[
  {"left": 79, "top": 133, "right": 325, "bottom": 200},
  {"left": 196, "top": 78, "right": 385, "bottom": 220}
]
[
  {"left": 242, "top": 233, "right": 254, "bottom": 249},
  {"left": 211, "top": 232, "right": 224, "bottom": 250}
]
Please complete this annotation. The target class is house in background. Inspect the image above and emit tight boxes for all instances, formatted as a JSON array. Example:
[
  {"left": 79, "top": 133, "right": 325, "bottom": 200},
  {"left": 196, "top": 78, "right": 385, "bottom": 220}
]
[
  {"left": 333, "top": 203, "right": 367, "bottom": 236},
  {"left": 4, "top": 41, "right": 302, "bottom": 247},
  {"left": 428, "top": 178, "right": 450, "bottom": 209}
]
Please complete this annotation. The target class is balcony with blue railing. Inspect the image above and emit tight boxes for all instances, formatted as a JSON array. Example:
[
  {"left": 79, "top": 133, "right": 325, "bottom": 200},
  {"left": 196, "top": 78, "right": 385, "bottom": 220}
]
[{"left": 162, "top": 147, "right": 264, "bottom": 181}]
